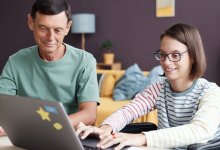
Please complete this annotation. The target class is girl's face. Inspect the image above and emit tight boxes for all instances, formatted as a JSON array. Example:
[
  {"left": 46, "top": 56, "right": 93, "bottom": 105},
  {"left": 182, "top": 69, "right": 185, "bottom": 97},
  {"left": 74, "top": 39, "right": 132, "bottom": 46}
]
[{"left": 159, "top": 36, "right": 192, "bottom": 84}]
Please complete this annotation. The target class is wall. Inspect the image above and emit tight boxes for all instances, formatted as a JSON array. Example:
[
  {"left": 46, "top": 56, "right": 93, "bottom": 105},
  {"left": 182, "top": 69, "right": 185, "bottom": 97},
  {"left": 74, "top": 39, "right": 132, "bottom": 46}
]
[{"left": 1, "top": 0, "right": 220, "bottom": 84}]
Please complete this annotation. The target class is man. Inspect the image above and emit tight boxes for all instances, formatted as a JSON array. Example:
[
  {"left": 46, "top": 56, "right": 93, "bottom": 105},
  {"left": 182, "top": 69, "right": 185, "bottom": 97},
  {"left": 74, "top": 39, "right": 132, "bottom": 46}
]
[{"left": 0, "top": 0, "right": 99, "bottom": 135}]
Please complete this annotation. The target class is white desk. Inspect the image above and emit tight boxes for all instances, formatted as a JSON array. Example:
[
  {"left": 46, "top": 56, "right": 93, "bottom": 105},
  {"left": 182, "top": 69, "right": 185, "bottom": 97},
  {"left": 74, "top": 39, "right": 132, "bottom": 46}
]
[
  {"left": 0, "top": 136, "right": 167, "bottom": 150},
  {"left": 0, "top": 136, "right": 25, "bottom": 150}
]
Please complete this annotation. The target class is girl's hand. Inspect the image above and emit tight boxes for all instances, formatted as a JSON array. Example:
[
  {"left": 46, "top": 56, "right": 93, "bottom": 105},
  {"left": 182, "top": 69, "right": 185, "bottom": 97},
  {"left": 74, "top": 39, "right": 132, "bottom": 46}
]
[
  {"left": 97, "top": 132, "right": 147, "bottom": 150},
  {"left": 99, "top": 124, "right": 113, "bottom": 139}
]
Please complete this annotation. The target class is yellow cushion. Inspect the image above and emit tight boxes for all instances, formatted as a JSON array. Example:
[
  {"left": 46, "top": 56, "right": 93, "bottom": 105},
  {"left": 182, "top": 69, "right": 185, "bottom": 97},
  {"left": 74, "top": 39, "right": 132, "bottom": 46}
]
[
  {"left": 96, "top": 97, "right": 158, "bottom": 126},
  {"left": 97, "top": 69, "right": 125, "bottom": 81},
  {"left": 100, "top": 74, "right": 116, "bottom": 97},
  {"left": 96, "top": 97, "right": 130, "bottom": 126},
  {"left": 96, "top": 69, "right": 158, "bottom": 127}
]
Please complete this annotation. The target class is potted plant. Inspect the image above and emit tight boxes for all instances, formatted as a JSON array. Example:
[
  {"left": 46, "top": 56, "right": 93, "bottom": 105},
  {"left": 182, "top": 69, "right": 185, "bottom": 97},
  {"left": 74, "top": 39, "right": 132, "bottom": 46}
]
[{"left": 99, "top": 40, "right": 115, "bottom": 65}]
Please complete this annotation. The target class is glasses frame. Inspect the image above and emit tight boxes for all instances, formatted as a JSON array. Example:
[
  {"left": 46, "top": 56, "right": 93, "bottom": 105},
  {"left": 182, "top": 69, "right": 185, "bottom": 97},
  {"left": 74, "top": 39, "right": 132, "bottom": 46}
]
[{"left": 154, "top": 50, "right": 188, "bottom": 62}]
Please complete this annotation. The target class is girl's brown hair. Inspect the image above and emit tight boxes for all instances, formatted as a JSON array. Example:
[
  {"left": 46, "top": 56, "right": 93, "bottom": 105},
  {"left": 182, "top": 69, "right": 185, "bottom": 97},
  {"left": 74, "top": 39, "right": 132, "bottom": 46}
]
[{"left": 161, "top": 23, "right": 207, "bottom": 80}]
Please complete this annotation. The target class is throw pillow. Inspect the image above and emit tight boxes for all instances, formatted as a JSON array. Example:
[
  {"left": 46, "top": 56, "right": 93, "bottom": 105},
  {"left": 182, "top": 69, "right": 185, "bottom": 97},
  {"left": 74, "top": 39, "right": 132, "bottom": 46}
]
[
  {"left": 100, "top": 74, "right": 116, "bottom": 97},
  {"left": 140, "top": 65, "right": 163, "bottom": 92},
  {"left": 113, "top": 63, "right": 148, "bottom": 101}
]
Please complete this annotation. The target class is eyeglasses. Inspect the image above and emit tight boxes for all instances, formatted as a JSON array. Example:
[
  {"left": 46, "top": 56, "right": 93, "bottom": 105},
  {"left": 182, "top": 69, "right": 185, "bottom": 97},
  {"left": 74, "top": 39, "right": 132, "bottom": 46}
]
[{"left": 154, "top": 50, "right": 188, "bottom": 62}]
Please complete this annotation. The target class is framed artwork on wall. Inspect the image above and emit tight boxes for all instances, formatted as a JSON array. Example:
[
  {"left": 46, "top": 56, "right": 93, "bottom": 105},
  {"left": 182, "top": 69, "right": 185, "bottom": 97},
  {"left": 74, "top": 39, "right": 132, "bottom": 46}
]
[{"left": 156, "top": 0, "right": 175, "bottom": 17}]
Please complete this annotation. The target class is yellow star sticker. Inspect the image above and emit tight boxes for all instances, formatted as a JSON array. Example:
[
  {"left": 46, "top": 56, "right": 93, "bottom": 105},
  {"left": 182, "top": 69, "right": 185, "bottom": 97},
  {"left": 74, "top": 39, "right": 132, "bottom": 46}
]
[{"left": 36, "top": 107, "right": 51, "bottom": 121}]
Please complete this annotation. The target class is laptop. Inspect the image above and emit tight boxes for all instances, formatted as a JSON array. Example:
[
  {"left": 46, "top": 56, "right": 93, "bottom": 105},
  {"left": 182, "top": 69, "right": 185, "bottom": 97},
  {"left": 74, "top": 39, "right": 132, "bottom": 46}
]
[{"left": 0, "top": 94, "right": 120, "bottom": 150}]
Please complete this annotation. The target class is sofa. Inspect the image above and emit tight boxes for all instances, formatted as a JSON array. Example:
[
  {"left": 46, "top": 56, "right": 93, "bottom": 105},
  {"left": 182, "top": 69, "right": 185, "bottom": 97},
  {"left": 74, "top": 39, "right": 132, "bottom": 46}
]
[{"left": 95, "top": 69, "right": 158, "bottom": 126}]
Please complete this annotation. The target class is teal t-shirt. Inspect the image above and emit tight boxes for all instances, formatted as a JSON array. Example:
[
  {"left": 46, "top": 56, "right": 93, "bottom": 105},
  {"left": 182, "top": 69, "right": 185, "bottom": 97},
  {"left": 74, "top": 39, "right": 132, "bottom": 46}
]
[{"left": 0, "top": 44, "right": 99, "bottom": 114}]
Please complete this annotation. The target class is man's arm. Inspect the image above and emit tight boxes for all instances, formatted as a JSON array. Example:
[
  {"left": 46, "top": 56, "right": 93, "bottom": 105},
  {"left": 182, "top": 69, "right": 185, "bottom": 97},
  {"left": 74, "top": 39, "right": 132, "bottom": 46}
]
[
  {"left": 68, "top": 53, "right": 99, "bottom": 127},
  {"left": 68, "top": 101, "right": 97, "bottom": 127},
  {"left": 0, "top": 59, "right": 17, "bottom": 95}
]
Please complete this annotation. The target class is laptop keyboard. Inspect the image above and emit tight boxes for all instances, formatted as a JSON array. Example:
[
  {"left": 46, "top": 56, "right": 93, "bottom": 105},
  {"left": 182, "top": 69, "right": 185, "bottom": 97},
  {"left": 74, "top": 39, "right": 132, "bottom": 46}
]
[{"left": 83, "top": 145, "right": 103, "bottom": 150}]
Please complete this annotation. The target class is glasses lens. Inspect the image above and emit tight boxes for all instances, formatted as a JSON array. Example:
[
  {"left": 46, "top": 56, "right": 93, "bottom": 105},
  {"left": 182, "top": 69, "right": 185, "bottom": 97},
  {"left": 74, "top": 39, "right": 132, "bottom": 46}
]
[
  {"left": 169, "top": 53, "right": 180, "bottom": 62},
  {"left": 160, "top": 53, "right": 167, "bottom": 61}
]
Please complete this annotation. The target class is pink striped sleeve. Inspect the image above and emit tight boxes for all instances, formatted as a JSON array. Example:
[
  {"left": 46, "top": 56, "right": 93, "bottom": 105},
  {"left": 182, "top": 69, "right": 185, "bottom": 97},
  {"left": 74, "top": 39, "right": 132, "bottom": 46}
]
[{"left": 101, "top": 80, "right": 163, "bottom": 132}]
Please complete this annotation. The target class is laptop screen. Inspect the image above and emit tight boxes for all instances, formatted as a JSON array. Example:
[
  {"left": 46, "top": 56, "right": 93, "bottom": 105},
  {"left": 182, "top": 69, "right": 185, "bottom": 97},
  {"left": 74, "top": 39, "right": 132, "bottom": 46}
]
[{"left": 0, "top": 94, "right": 84, "bottom": 150}]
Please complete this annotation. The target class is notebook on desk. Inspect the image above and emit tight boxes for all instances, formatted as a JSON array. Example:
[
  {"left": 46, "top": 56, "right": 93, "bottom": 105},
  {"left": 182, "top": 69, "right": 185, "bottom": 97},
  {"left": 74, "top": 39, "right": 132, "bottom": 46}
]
[{"left": 0, "top": 94, "right": 122, "bottom": 150}]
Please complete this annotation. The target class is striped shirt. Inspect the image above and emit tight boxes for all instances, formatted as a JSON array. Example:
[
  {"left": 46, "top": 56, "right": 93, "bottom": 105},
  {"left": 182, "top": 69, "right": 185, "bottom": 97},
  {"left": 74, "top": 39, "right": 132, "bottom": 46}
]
[{"left": 101, "top": 78, "right": 220, "bottom": 149}]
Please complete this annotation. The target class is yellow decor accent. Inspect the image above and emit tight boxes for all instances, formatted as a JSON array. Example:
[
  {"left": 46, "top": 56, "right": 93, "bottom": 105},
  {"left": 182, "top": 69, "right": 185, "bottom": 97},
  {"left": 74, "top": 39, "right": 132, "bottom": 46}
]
[
  {"left": 100, "top": 74, "right": 116, "bottom": 97},
  {"left": 103, "top": 53, "right": 115, "bottom": 65},
  {"left": 96, "top": 69, "right": 158, "bottom": 127},
  {"left": 156, "top": 0, "right": 175, "bottom": 17},
  {"left": 96, "top": 97, "right": 130, "bottom": 126},
  {"left": 53, "top": 122, "right": 63, "bottom": 130},
  {"left": 157, "top": 6, "right": 174, "bottom": 17},
  {"left": 36, "top": 107, "right": 51, "bottom": 122}
]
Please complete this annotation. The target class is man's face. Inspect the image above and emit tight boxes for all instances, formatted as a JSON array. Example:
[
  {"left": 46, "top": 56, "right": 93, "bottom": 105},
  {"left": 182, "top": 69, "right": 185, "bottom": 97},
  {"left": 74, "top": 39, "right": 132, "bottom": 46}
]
[{"left": 28, "top": 11, "right": 72, "bottom": 55}]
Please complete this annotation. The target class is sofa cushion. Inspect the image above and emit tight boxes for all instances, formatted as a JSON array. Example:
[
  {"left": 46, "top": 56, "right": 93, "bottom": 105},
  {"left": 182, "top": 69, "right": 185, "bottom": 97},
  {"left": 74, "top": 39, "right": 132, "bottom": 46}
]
[
  {"left": 97, "top": 70, "right": 125, "bottom": 97},
  {"left": 96, "top": 96, "right": 158, "bottom": 126},
  {"left": 113, "top": 63, "right": 148, "bottom": 100},
  {"left": 96, "top": 97, "right": 130, "bottom": 126},
  {"left": 96, "top": 69, "right": 158, "bottom": 127},
  {"left": 113, "top": 65, "right": 163, "bottom": 100},
  {"left": 100, "top": 74, "right": 116, "bottom": 97}
]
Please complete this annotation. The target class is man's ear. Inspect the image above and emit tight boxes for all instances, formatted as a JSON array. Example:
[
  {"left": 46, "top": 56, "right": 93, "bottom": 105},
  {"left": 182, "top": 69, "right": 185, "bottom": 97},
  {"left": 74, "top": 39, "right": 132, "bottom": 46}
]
[
  {"left": 65, "top": 21, "right": 72, "bottom": 35},
  {"left": 27, "top": 14, "right": 34, "bottom": 31}
]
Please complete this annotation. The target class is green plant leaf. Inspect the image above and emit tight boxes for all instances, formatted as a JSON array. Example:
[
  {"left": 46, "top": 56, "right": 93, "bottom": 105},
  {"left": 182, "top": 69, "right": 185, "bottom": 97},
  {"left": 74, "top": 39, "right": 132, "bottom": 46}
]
[{"left": 99, "top": 40, "right": 113, "bottom": 51}]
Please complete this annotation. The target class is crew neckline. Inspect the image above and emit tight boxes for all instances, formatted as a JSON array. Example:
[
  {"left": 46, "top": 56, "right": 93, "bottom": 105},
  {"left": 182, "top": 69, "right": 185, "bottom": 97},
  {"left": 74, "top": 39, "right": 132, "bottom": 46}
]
[
  {"left": 167, "top": 79, "right": 198, "bottom": 97},
  {"left": 34, "top": 43, "right": 70, "bottom": 67}
]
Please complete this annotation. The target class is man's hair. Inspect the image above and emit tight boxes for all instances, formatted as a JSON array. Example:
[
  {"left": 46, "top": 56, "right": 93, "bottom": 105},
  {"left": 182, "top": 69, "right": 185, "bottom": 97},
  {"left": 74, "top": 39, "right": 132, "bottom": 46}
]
[
  {"left": 30, "top": 0, "right": 71, "bottom": 22},
  {"left": 160, "top": 23, "right": 207, "bottom": 80}
]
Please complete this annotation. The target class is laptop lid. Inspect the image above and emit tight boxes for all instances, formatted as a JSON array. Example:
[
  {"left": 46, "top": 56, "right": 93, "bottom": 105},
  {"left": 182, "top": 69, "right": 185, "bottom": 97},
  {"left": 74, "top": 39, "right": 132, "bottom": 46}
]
[{"left": 0, "top": 94, "right": 84, "bottom": 150}]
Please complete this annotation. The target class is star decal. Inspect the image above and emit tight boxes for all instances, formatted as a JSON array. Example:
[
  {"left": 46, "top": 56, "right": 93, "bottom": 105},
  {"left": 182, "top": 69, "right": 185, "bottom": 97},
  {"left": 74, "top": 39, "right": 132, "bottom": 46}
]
[{"left": 36, "top": 107, "right": 51, "bottom": 121}]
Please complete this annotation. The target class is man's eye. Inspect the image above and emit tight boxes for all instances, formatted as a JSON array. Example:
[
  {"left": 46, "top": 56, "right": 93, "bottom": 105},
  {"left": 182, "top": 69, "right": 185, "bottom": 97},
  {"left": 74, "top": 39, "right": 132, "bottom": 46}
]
[
  {"left": 55, "top": 30, "right": 61, "bottom": 33},
  {"left": 55, "top": 29, "right": 63, "bottom": 33},
  {"left": 39, "top": 27, "right": 47, "bottom": 31}
]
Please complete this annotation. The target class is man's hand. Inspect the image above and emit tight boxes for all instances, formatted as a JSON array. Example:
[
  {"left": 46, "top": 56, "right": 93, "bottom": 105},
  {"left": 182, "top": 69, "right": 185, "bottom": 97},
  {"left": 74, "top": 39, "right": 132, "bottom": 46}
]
[{"left": 76, "top": 122, "right": 104, "bottom": 139}]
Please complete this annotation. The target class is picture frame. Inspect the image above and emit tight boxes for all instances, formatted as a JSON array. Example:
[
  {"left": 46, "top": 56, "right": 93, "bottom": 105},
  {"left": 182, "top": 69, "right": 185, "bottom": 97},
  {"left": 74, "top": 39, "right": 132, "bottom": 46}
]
[{"left": 156, "top": 0, "right": 175, "bottom": 17}]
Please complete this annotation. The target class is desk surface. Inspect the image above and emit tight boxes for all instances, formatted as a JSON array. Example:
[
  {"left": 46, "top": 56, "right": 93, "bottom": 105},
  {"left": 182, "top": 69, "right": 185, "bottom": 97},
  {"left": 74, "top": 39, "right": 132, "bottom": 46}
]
[
  {"left": 0, "top": 136, "right": 25, "bottom": 150},
  {"left": 0, "top": 136, "right": 167, "bottom": 150}
]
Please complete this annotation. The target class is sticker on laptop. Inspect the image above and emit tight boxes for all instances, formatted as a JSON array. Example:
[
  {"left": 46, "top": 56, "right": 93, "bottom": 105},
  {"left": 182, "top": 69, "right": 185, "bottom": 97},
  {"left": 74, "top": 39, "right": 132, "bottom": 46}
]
[
  {"left": 36, "top": 106, "right": 63, "bottom": 131},
  {"left": 36, "top": 107, "right": 51, "bottom": 121},
  {"left": 53, "top": 122, "right": 63, "bottom": 130},
  {"left": 44, "top": 105, "right": 59, "bottom": 114}
]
